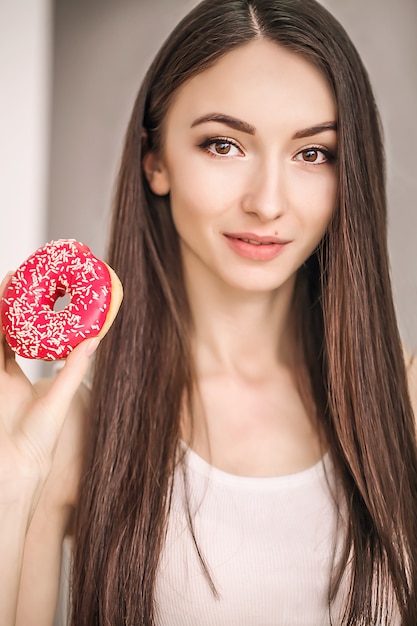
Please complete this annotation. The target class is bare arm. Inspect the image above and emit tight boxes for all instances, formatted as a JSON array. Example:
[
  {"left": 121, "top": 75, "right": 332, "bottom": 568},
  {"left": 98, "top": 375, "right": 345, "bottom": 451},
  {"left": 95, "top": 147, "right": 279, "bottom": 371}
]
[
  {"left": 16, "top": 380, "right": 90, "bottom": 626},
  {"left": 0, "top": 275, "right": 98, "bottom": 625}
]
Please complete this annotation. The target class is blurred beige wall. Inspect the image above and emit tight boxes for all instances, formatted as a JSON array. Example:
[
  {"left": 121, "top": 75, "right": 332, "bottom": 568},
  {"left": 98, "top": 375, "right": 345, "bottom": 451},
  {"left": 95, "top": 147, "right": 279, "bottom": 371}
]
[
  {"left": 321, "top": 0, "right": 417, "bottom": 350},
  {"left": 0, "top": 0, "right": 53, "bottom": 381},
  {"left": 48, "top": 0, "right": 417, "bottom": 348}
]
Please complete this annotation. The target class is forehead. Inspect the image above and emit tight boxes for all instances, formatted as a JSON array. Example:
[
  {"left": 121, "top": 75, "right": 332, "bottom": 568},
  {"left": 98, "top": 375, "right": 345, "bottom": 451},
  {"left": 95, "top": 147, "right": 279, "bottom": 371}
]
[{"left": 165, "top": 39, "right": 336, "bottom": 133}]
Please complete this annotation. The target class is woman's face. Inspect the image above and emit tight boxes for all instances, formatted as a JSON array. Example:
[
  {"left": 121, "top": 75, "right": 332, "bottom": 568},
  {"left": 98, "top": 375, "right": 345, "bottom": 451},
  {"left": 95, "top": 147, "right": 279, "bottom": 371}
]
[{"left": 145, "top": 39, "right": 338, "bottom": 295}]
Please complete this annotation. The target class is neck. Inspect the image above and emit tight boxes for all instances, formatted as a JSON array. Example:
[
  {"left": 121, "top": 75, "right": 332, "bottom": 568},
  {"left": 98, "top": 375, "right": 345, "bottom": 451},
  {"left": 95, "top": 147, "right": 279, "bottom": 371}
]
[
  {"left": 180, "top": 261, "right": 323, "bottom": 473},
  {"left": 184, "top": 264, "right": 298, "bottom": 380}
]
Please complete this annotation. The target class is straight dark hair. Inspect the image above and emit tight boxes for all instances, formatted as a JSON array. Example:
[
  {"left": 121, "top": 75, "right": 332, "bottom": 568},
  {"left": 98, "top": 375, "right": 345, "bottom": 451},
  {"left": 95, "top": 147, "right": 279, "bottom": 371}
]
[{"left": 71, "top": 1, "right": 417, "bottom": 624}]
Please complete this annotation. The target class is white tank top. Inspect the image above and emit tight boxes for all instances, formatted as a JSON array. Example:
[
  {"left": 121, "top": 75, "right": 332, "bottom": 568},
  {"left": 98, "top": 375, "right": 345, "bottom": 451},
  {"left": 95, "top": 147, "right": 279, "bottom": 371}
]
[
  {"left": 55, "top": 446, "right": 400, "bottom": 625},
  {"left": 154, "top": 447, "right": 344, "bottom": 625}
]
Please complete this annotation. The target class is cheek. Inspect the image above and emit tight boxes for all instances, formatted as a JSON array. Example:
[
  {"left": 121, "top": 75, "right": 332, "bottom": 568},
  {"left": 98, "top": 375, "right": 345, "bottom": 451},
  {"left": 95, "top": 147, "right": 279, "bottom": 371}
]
[
  {"left": 168, "top": 162, "right": 241, "bottom": 224},
  {"left": 295, "top": 171, "right": 337, "bottom": 232},
  {"left": 168, "top": 181, "right": 219, "bottom": 243}
]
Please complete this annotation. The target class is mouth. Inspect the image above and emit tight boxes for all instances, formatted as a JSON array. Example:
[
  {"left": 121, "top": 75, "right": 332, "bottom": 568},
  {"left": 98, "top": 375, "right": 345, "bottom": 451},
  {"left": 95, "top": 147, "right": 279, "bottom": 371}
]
[
  {"left": 237, "top": 237, "right": 274, "bottom": 246},
  {"left": 223, "top": 232, "right": 291, "bottom": 261},
  {"left": 224, "top": 233, "right": 291, "bottom": 245}
]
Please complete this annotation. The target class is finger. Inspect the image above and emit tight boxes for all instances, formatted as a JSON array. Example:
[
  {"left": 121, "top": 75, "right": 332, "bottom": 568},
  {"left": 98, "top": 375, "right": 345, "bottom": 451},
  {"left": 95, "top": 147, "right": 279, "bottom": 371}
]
[
  {"left": 44, "top": 337, "right": 100, "bottom": 413},
  {"left": 0, "top": 333, "right": 10, "bottom": 372},
  {"left": 22, "top": 338, "right": 100, "bottom": 457},
  {"left": 0, "top": 272, "right": 14, "bottom": 370},
  {"left": 0, "top": 332, "right": 32, "bottom": 387},
  {"left": 0, "top": 331, "right": 25, "bottom": 381},
  {"left": 0, "top": 272, "right": 14, "bottom": 298},
  {"left": 4, "top": 353, "right": 32, "bottom": 386}
]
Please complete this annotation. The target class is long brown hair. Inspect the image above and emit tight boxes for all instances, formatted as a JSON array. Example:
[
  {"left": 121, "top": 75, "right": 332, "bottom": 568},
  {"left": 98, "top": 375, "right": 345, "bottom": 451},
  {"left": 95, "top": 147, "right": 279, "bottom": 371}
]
[{"left": 71, "top": 1, "right": 417, "bottom": 624}]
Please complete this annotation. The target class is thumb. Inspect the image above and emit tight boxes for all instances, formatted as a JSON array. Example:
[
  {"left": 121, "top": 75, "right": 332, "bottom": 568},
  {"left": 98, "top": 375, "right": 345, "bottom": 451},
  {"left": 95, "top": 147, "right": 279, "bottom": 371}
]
[{"left": 44, "top": 337, "right": 100, "bottom": 414}]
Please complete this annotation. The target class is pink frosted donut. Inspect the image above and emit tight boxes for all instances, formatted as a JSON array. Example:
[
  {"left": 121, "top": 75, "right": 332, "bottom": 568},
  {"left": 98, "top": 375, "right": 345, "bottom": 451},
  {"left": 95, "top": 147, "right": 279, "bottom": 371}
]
[{"left": 0, "top": 239, "right": 123, "bottom": 360}]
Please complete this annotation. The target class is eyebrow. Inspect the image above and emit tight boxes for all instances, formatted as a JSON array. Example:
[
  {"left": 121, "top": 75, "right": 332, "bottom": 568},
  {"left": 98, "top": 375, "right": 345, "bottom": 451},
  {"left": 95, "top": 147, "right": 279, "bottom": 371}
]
[
  {"left": 190, "top": 113, "right": 337, "bottom": 139},
  {"left": 191, "top": 113, "right": 256, "bottom": 135},
  {"left": 292, "top": 121, "right": 337, "bottom": 139}
]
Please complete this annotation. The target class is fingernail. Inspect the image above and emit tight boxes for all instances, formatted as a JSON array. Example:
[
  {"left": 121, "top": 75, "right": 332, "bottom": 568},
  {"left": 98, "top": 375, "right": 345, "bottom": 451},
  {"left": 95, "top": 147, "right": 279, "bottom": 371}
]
[{"left": 87, "top": 337, "right": 100, "bottom": 356}]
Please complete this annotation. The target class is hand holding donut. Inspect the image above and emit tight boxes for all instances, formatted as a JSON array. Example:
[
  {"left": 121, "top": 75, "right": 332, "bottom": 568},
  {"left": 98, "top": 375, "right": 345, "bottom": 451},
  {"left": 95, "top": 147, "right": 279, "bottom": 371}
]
[
  {"left": 0, "top": 238, "right": 123, "bottom": 495},
  {"left": 0, "top": 240, "right": 122, "bottom": 625},
  {"left": 0, "top": 297, "right": 96, "bottom": 626},
  {"left": 0, "top": 283, "right": 97, "bottom": 499}
]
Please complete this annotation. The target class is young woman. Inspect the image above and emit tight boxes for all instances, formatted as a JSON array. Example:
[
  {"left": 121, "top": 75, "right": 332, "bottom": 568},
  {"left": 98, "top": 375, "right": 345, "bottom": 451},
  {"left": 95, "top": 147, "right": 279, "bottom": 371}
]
[{"left": 2, "top": 0, "right": 417, "bottom": 624}]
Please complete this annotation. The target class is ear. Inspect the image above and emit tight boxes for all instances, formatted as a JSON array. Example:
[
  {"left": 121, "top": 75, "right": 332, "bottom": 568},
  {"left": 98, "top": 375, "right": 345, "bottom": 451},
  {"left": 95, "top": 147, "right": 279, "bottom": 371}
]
[{"left": 142, "top": 151, "right": 170, "bottom": 196}]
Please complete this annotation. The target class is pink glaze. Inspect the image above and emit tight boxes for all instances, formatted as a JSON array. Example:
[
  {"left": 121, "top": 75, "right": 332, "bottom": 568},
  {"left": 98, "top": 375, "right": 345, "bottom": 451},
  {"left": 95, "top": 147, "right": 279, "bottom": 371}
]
[{"left": 0, "top": 239, "right": 112, "bottom": 360}]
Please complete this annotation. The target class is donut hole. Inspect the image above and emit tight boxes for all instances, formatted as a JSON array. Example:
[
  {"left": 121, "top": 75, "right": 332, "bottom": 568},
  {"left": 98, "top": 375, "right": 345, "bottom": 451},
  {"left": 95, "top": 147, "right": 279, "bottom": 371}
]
[{"left": 53, "top": 292, "right": 72, "bottom": 312}]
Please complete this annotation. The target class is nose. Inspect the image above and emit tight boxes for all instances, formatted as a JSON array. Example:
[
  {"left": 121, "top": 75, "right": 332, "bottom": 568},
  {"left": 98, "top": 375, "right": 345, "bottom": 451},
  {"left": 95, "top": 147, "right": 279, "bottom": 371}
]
[{"left": 242, "top": 156, "right": 287, "bottom": 222}]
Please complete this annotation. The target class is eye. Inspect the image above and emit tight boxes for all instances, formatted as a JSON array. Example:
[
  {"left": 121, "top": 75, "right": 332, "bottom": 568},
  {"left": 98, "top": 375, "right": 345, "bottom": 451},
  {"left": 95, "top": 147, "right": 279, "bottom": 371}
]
[
  {"left": 198, "top": 137, "right": 243, "bottom": 157},
  {"left": 294, "top": 147, "right": 335, "bottom": 164}
]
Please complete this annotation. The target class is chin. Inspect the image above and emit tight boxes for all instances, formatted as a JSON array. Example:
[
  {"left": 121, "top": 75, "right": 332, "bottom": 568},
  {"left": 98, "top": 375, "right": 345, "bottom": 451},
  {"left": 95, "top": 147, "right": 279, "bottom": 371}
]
[{"left": 222, "top": 272, "right": 296, "bottom": 295}]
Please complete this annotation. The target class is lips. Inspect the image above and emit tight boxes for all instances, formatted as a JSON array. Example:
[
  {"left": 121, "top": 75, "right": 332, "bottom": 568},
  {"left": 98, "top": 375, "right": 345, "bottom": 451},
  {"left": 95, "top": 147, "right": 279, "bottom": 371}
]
[
  {"left": 223, "top": 232, "right": 291, "bottom": 261},
  {"left": 235, "top": 237, "right": 277, "bottom": 246},
  {"left": 224, "top": 232, "right": 291, "bottom": 245},
  {"left": 238, "top": 237, "right": 271, "bottom": 246}
]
